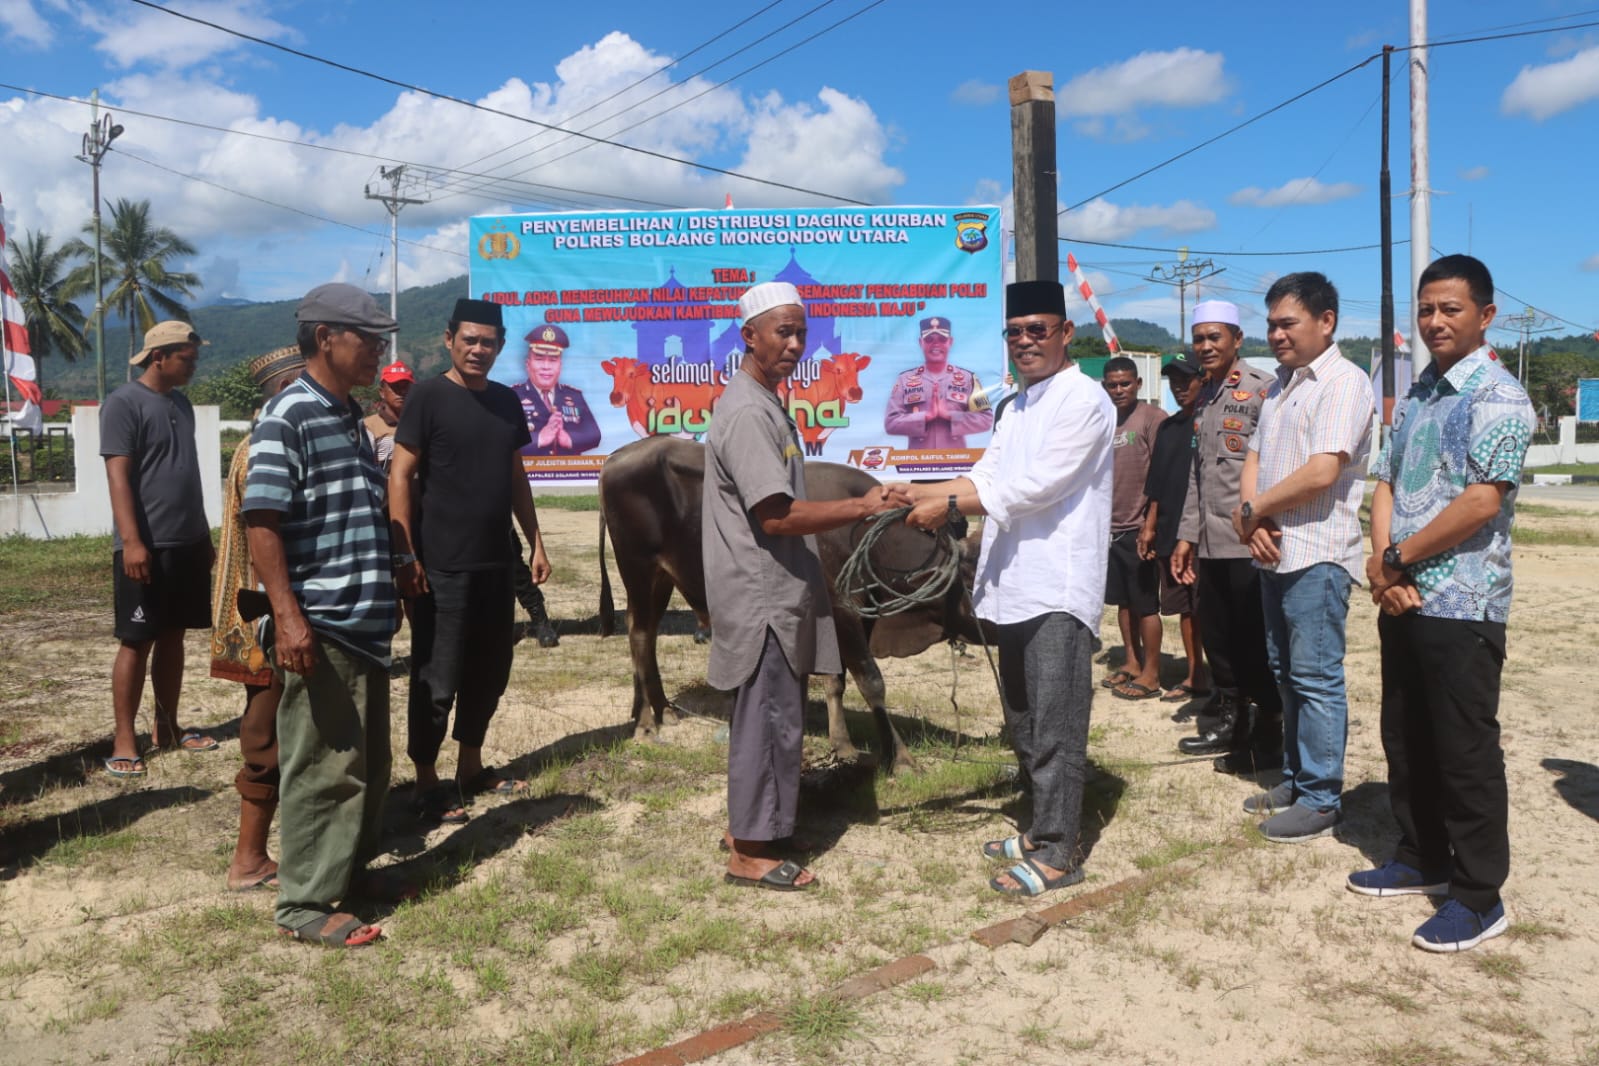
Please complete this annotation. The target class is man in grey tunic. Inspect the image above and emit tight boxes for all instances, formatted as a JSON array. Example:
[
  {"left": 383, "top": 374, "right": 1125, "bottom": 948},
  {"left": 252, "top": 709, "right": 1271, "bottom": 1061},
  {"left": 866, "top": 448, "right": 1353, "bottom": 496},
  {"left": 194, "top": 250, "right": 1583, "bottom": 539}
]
[{"left": 704, "top": 281, "right": 909, "bottom": 891}]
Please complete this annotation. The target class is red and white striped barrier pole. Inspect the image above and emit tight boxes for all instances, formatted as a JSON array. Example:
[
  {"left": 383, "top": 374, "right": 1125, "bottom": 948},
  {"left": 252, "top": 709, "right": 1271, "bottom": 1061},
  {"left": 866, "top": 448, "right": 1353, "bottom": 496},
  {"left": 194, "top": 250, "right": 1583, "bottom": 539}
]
[{"left": 1065, "top": 251, "right": 1121, "bottom": 354}]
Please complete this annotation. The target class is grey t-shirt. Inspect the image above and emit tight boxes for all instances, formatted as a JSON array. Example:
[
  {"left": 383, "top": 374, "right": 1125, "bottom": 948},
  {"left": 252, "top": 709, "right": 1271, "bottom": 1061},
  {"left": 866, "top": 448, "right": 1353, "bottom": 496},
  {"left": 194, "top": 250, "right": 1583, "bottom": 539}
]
[
  {"left": 99, "top": 380, "right": 208, "bottom": 551},
  {"left": 702, "top": 370, "right": 841, "bottom": 690}
]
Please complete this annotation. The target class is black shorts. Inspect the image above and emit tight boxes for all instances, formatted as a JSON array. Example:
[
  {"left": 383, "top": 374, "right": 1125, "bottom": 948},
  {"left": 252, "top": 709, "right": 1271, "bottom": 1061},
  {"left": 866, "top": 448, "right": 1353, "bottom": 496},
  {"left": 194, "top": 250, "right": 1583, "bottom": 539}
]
[
  {"left": 1105, "top": 530, "right": 1159, "bottom": 617},
  {"left": 112, "top": 541, "right": 213, "bottom": 643},
  {"left": 1159, "top": 557, "right": 1198, "bottom": 617}
]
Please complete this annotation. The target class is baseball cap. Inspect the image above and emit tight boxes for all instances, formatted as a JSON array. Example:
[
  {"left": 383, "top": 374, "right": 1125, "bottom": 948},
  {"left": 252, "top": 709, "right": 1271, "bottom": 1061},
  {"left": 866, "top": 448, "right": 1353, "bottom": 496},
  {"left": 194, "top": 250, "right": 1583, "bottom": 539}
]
[
  {"left": 132, "top": 321, "right": 206, "bottom": 365},
  {"left": 1161, "top": 352, "right": 1204, "bottom": 379},
  {"left": 920, "top": 316, "right": 952, "bottom": 338},
  {"left": 295, "top": 283, "right": 399, "bottom": 332},
  {"left": 380, "top": 362, "right": 415, "bottom": 385}
]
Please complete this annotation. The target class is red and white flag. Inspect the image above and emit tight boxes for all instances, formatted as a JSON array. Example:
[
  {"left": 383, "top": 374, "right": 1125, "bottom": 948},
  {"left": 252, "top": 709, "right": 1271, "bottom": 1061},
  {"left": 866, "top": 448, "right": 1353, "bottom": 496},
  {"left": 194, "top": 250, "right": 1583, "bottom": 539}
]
[
  {"left": 1393, "top": 329, "right": 1410, "bottom": 353},
  {"left": 1, "top": 193, "right": 45, "bottom": 433},
  {"left": 724, "top": 193, "right": 735, "bottom": 210}
]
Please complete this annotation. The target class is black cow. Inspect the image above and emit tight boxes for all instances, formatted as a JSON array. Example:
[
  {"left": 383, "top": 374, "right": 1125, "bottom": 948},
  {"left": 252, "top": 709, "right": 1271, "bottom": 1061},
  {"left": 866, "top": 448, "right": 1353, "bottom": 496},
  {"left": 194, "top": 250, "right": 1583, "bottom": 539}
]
[{"left": 597, "top": 436, "right": 986, "bottom": 774}]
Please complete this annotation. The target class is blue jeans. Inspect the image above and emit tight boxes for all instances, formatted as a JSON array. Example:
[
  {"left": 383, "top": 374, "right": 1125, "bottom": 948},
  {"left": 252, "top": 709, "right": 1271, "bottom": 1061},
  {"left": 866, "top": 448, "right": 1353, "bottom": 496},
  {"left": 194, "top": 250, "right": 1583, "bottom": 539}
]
[{"left": 1260, "top": 563, "right": 1353, "bottom": 812}]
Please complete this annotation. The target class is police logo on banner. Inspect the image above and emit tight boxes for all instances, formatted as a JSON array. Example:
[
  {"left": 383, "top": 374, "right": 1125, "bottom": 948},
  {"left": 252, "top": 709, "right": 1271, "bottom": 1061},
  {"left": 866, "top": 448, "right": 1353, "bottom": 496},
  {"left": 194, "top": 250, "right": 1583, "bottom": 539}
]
[
  {"left": 478, "top": 222, "right": 521, "bottom": 261},
  {"left": 954, "top": 212, "right": 990, "bottom": 254}
]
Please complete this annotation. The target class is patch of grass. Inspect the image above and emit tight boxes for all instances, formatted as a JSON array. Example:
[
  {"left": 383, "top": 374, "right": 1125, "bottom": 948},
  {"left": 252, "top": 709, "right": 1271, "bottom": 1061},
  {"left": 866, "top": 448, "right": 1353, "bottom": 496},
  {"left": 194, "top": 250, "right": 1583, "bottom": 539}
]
[
  {"left": 1513, "top": 525, "right": 1599, "bottom": 547},
  {"left": 176, "top": 1000, "right": 271, "bottom": 1064},
  {"left": 1471, "top": 951, "right": 1527, "bottom": 982},
  {"left": 0, "top": 533, "right": 113, "bottom": 612},
  {"left": 534, "top": 494, "right": 600, "bottom": 511},
  {"left": 902, "top": 979, "right": 946, "bottom": 1004},
  {"left": 508, "top": 1010, "right": 618, "bottom": 1066},
  {"left": 783, "top": 993, "right": 863, "bottom": 1057},
  {"left": 41, "top": 829, "right": 145, "bottom": 869},
  {"left": 1466, "top": 1008, "right": 1542, "bottom": 1042},
  {"left": 1017, "top": 1021, "right": 1054, "bottom": 1046},
  {"left": 563, "top": 948, "right": 631, "bottom": 1002},
  {"left": 1132, "top": 836, "right": 1212, "bottom": 871},
  {"left": 41, "top": 988, "right": 123, "bottom": 1033},
  {"left": 711, "top": 987, "right": 769, "bottom": 1019},
  {"left": 1364, "top": 1041, "right": 1468, "bottom": 1066},
  {"left": 1509, "top": 920, "right": 1567, "bottom": 942}
]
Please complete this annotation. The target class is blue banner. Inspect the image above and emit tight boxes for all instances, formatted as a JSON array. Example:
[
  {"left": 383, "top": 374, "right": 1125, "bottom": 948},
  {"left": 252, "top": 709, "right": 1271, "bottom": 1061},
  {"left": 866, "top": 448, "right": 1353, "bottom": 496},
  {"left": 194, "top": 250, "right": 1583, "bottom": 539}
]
[{"left": 469, "top": 206, "right": 1005, "bottom": 484}]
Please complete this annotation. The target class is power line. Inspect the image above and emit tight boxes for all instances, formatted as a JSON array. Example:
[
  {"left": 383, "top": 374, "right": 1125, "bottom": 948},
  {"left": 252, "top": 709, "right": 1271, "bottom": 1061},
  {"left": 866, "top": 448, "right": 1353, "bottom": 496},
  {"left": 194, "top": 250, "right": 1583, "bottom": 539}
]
[
  {"left": 127, "top": 0, "right": 875, "bottom": 206},
  {"left": 432, "top": 0, "right": 892, "bottom": 204},
  {"left": 111, "top": 146, "right": 469, "bottom": 259}
]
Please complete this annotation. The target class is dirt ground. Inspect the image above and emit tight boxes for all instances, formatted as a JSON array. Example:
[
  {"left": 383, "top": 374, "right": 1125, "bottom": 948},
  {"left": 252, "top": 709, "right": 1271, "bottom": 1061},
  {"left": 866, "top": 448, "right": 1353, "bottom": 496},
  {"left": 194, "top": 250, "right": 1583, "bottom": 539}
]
[{"left": 1, "top": 494, "right": 1597, "bottom": 1066}]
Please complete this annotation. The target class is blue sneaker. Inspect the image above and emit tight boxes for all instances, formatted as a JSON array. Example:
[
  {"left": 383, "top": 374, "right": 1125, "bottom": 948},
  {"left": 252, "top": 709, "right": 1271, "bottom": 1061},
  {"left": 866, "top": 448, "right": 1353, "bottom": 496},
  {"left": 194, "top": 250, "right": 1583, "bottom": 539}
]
[
  {"left": 1346, "top": 861, "right": 1447, "bottom": 897},
  {"left": 1412, "top": 899, "right": 1508, "bottom": 953}
]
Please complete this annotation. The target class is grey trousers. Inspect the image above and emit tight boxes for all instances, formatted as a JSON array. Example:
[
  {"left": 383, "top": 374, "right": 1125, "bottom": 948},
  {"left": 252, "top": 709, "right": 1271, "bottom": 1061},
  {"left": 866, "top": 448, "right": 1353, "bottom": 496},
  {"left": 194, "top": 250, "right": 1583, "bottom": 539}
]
[
  {"left": 996, "top": 611, "right": 1094, "bottom": 872},
  {"left": 727, "top": 628, "right": 804, "bottom": 841}
]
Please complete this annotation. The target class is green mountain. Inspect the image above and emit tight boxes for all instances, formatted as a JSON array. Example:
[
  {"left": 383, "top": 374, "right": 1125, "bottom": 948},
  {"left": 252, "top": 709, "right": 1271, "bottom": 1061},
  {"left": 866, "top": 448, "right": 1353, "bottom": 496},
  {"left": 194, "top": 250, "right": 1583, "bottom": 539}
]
[{"left": 44, "top": 275, "right": 472, "bottom": 399}]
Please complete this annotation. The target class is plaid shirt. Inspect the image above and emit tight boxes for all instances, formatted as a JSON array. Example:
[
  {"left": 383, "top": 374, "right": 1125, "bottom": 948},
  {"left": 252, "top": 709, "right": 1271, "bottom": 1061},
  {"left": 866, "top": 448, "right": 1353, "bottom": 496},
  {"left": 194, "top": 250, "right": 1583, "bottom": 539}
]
[
  {"left": 1375, "top": 346, "right": 1533, "bottom": 622},
  {"left": 243, "top": 373, "right": 395, "bottom": 665},
  {"left": 1249, "top": 344, "right": 1375, "bottom": 578}
]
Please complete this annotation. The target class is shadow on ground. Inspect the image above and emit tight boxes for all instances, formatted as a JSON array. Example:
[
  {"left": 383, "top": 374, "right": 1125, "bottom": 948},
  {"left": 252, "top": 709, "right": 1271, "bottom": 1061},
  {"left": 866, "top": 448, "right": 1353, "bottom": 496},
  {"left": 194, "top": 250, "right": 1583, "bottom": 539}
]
[
  {"left": 0, "top": 785, "right": 214, "bottom": 879},
  {"left": 1542, "top": 758, "right": 1599, "bottom": 823},
  {"left": 0, "top": 720, "right": 242, "bottom": 810}
]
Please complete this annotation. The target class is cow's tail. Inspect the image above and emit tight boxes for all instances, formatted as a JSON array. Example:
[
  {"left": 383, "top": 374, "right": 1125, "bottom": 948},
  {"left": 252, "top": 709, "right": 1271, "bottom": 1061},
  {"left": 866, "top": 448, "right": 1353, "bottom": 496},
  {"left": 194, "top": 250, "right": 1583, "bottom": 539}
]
[{"left": 598, "top": 510, "right": 615, "bottom": 637}]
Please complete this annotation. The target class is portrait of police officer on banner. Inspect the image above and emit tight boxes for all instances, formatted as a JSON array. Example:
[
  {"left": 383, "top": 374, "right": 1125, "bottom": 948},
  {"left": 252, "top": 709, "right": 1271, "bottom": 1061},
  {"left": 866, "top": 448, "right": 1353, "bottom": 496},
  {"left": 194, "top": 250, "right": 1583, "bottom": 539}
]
[
  {"left": 513, "top": 324, "right": 602, "bottom": 457},
  {"left": 884, "top": 315, "right": 994, "bottom": 450}
]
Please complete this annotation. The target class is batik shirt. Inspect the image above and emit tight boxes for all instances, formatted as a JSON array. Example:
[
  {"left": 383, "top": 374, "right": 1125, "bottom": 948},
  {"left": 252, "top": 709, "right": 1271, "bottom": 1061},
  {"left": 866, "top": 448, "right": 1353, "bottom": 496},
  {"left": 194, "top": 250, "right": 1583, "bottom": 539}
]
[{"left": 1375, "top": 345, "right": 1534, "bottom": 622}]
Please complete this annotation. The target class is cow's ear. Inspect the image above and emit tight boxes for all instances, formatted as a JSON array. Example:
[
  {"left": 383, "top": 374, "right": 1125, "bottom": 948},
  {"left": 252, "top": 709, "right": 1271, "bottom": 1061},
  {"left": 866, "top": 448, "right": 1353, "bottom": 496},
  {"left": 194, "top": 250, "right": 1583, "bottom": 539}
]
[
  {"left": 601, "top": 360, "right": 614, "bottom": 372},
  {"left": 856, "top": 355, "right": 870, "bottom": 370}
]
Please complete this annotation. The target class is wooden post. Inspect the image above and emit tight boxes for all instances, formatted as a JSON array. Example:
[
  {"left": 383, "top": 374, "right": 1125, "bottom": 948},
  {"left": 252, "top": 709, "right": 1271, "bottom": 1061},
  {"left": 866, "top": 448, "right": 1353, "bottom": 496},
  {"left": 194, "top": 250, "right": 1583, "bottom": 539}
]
[{"left": 1009, "top": 71, "right": 1058, "bottom": 283}]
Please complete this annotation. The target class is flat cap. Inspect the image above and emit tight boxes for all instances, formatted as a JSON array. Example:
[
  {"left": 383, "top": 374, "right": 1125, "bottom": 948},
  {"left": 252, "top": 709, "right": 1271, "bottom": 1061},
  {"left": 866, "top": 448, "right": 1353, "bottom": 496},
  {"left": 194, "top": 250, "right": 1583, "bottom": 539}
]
[{"left": 296, "top": 283, "right": 399, "bottom": 332}]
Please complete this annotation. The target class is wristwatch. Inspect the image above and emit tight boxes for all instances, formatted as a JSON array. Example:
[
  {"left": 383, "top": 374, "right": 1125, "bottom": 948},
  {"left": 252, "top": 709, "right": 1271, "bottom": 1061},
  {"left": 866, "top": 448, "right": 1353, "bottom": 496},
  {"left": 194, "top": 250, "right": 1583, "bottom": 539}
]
[
  {"left": 947, "top": 494, "right": 959, "bottom": 520},
  {"left": 1239, "top": 500, "right": 1254, "bottom": 522},
  {"left": 391, "top": 552, "right": 417, "bottom": 569},
  {"left": 1382, "top": 544, "right": 1404, "bottom": 570}
]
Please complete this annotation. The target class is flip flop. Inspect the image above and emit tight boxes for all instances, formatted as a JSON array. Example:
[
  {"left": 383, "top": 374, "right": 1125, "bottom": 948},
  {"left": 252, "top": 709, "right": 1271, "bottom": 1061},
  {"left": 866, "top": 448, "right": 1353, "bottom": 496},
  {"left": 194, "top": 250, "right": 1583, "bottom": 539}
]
[
  {"left": 279, "top": 912, "right": 382, "bottom": 948},
  {"left": 989, "top": 856, "right": 1085, "bottom": 897},
  {"left": 177, "top": 731, "right": 219, "bottom": 753},
  {"left": 1111, "top": 682, "right": 1161, "bottom": 701},
  {"left": 102, "top": 755, "right": 147, "bottom": 779},
  {"left": 228, "top": 871, "right": 279, "bottom": 893},
  {"left": 1160, "top": 684, "right": 1210, "bottom": 704},
  {"left": 459, "top": 769, "right": 527, "bottom": 798},
  {"left": 724, "top": 859, "right": 816, "bottom": 892},
  {"left": 1099, "top": 669, "right": 1136, "bottom": 689},
  {"left": 980, "top": 834, "right": 1037, "bottom": 861}
]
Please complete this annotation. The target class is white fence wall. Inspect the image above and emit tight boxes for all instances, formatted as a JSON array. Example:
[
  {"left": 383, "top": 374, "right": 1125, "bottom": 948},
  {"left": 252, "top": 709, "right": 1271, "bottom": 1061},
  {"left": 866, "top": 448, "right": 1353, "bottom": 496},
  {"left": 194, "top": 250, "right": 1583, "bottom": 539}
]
[{"left": 1, "top": 404, "right": 223, "bottom": 539}]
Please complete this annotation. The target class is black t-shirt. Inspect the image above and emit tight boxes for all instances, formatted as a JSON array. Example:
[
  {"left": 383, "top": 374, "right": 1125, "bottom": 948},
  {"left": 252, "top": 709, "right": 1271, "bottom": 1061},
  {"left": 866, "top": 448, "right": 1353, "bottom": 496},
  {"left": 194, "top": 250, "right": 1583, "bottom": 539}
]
[
  {"left": 394, "top": 374, "right": 532, "bottom": 571},
  {"left": 1141, "top": 407, "right": 1196, "bottom": 558}
]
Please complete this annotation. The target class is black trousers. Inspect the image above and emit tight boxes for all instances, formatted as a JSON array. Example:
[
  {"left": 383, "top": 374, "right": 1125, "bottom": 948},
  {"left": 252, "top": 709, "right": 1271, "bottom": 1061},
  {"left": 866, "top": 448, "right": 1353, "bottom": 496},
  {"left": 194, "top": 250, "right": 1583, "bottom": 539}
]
[
  {"left": 1378, "top": 613, "right": 1510, "bottom": 912},
  {"left": 1195, "top": 556, "right": 1281, "bottom": 716},
  {"left": 407, "top": 566, "right": 515, "bottom": 764}
]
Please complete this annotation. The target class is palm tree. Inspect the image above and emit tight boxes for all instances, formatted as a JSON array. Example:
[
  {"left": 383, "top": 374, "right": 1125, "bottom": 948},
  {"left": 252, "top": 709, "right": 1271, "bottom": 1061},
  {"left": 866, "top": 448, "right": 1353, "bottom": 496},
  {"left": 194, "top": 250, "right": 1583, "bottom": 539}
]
[
  {"left": 5, "top": 229, "right": 88, "bottom": 397},
  {"left": 65, "top": 198, "right": 201, "bottom": 371}
]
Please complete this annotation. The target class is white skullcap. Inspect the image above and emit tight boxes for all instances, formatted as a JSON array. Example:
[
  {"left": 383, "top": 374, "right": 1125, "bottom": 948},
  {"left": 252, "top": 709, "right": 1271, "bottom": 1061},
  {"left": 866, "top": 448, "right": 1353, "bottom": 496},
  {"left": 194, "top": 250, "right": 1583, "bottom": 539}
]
[
  {"left": 1190, "top": 300, "right": 1240, "bottom": 328},
  {"left": 737, "top": 281, "right": 804, "bottom": 323}
]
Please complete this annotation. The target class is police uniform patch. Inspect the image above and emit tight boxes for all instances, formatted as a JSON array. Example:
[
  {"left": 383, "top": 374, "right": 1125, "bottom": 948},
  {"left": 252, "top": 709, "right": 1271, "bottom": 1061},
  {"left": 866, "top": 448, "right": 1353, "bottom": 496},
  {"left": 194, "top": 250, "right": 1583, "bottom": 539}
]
[
  {"left": 1258, "top": 388, "right": 1269, "bottom": 399},
  {"left": 1232, "top": 390, "right": 1254, "bottom": 402},
  {"left": 1225, "top": 434, "right": 1244, "bottom": 452},
  {"left": 903, "top": 386, "right": 925, "bottom": 404},
  {"left": 1225, "top": 369, "right": 1242, "bottom": 386},
  {"left": 1222, "top": 417, "right": 1244, "bottom": 431}
]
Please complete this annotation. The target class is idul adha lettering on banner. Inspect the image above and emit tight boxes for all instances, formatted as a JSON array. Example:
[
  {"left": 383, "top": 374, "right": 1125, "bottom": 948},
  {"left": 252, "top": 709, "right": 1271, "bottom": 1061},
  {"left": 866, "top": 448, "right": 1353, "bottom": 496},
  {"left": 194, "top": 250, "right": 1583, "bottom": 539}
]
[{"left": 470, "top": 205, "right": 1004, "bottom": 486}]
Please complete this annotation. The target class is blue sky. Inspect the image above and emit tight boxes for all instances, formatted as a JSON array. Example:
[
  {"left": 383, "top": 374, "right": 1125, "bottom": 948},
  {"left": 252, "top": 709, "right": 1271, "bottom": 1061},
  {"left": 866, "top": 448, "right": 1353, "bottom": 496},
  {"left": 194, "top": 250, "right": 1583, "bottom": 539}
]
[{"left": 2, "top": 0, "right": 1596, "bottom": 346}]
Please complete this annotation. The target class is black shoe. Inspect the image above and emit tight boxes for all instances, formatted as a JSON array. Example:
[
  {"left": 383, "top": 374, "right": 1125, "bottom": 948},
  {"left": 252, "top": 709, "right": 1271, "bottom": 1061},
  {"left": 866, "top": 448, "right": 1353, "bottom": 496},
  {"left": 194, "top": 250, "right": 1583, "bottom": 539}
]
[
  {"left": 1212, "top": 747, "right": 1285, "bottom": 775},
  {"left": 533, "top": 620, "right": 559, "bottom": 648},
  {"left": 1178, "top": 707, "right": 1239, "bottom": 756}
]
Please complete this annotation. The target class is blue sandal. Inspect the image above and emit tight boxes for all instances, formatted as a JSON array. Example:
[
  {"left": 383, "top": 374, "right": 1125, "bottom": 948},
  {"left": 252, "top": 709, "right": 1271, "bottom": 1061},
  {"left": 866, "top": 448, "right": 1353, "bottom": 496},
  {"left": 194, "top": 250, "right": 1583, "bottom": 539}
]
[
  {"left": 981, "top": 834, "right": 1036, "bottom": 861},
  {"left": 103, "top": 755, "right": 147, "bottom": 779},
  {"left": 990, "top": 856, "right": 1085, "bottom": 896}
]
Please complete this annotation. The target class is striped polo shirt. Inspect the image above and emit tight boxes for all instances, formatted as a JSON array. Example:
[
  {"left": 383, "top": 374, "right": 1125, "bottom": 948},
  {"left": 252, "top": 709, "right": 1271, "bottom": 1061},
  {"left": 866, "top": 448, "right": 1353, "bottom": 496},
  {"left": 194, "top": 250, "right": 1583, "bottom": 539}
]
[
  {"left": 1248, "top": 343, "right": 1375, "bottom": 579},
  {"left": 243, "top": 373, "right": 396, "bottom": 665}
]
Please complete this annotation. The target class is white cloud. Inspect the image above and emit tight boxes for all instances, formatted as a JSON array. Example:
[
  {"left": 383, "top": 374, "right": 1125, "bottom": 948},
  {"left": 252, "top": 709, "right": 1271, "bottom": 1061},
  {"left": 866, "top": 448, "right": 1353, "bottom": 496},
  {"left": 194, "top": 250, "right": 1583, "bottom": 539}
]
[
  {"left": 0, "top": 0, "right": 53, "bottom": 47},
  {"left": 77, "top": 0, "right": 293, "bottom": 70},
  {"left": 1582, "top": 253, "right": 1599, "bottom": 273},
  {"left": 950, "top": 80, "right": 1001, "bottom": 106},
  {"left": 1057, "top": 48, "right": 1230, "bottom": 117},
  {"left": 1460, "top": 165, "right": 1490, "bottom": 181},
  {"left": 1229, "top": 177, "right": 1361, "bottom": 208},
  {"left": 1060, "top": 197, "right": 1216, "bottom": 242},
  {"left": 967, "top": 178, "right": 1004, "bottom": 206},
  {"left": 1501, "top": 45, "right": 1599, "bottom": 120},
  {"left": 0, "top": 34, "right": 904, "bottom": 299}
]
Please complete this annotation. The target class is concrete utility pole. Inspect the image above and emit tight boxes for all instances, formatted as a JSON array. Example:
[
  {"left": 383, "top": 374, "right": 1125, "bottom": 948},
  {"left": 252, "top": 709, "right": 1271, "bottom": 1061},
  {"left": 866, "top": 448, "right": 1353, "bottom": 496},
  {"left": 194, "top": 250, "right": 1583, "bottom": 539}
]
[
  {"left": 363, "top": 165, "right": 431, "bottom": 356},
  {"left": 76, "top": 89, "right": 123, "bottom": 402},
  {"left": 1149, "top": 256, "right": 1225, "bottom": 341},
  {"left": 1379, "top": 46, "right": 1397, "bottom": 435},
  {"left": 1009, "top": 71, "right": 1058, "bottom": 284},
  {"left": 1409, "top": 0, "right": 1432, "bottom": 373}
]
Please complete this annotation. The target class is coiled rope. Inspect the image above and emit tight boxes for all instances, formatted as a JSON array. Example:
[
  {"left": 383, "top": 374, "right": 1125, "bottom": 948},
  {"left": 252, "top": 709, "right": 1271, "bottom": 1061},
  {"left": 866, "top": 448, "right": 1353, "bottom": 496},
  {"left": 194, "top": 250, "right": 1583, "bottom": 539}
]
[{"left": 833, "top": 506, "right": 964, "bottom": 618}]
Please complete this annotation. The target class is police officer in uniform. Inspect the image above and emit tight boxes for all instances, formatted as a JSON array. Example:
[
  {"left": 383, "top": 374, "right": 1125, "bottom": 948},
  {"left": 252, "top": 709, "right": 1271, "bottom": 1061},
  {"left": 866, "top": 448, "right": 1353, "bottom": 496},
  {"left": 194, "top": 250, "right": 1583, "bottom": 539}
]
[
  {"left": 884, "top": 316, "right": 994, "bottom": 449},
  {"left": 514, "top": 324, "right": 602, "bottom": 456},
  {"left": 1171, "top": 300, "right": 1283, "bottom": 773}
]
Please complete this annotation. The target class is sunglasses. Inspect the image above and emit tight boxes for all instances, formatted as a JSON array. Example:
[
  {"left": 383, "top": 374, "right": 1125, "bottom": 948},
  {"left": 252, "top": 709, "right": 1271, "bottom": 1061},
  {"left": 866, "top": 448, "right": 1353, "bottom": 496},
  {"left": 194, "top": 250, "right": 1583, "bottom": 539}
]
[{"left": 1002, "top": 321, "right": 1063, "bottom": 342}]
